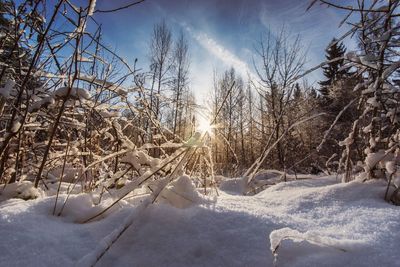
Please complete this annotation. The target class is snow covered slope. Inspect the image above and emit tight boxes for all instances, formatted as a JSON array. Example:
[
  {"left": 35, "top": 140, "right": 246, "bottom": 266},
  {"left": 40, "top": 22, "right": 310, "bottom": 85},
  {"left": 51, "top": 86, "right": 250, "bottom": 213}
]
[{"left": 0, "top": 176, "right": 399, "bottom": 267}]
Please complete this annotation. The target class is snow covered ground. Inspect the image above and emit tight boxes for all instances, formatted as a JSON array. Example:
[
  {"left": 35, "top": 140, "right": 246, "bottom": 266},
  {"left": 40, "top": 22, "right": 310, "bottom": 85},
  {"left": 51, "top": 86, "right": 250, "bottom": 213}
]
[{"left": 0, "top": 176, "right": 399, "bottom": 267}]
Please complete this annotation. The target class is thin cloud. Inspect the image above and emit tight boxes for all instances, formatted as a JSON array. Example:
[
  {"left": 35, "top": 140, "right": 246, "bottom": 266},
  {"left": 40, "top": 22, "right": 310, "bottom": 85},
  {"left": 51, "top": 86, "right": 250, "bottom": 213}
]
[{"left": 183, "top": 24, "right": 257, "bottom": 81}]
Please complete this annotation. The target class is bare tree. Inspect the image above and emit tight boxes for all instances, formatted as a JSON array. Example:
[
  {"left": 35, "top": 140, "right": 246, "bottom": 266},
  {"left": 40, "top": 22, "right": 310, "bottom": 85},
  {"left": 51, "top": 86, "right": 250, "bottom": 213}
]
[
  {"left": 253, "top": 28, "right": 306, "bottom": 169},
  {"left": 210, "top": 68, "right": 242, "bottom": 174},
  {"left": 149, "top": 20, "right": 172, "bottom": 122},
  {"left": 170, "top": 31, "right": 190, "bottom": 138}
]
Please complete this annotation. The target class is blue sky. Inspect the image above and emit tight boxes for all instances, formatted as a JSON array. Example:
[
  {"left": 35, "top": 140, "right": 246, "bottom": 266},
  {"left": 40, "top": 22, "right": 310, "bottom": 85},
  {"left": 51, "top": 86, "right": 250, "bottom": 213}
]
[{"left": 82, "top": 0, "right": 356, "bottom": 101}]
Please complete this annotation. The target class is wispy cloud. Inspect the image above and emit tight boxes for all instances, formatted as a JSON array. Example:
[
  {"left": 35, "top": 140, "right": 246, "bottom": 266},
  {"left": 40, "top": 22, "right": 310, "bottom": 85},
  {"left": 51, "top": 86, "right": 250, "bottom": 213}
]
[{"left": 183, "top": 24, "right": 257, "bottom": 81}]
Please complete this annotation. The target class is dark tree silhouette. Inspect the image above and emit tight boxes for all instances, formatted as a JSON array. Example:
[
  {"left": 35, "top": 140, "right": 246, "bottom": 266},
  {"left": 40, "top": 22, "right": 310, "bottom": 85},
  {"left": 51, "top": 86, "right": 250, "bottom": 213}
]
[{"left": 318, "top": 39, "right": 348, "bottom": 100}]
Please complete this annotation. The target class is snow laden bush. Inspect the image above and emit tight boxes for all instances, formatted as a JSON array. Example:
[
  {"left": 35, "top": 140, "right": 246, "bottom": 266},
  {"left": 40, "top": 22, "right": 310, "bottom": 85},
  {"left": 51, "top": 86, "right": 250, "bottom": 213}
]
[
  {"left": 0, "top": 0, "right": 217, "bottom": 217},
  {"left": 309, "top": 0, "right": 400, "bottom": 203}
]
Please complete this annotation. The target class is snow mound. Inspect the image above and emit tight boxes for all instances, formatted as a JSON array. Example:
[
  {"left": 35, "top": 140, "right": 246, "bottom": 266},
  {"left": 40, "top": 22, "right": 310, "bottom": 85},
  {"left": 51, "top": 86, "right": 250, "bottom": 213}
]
[
  {"left": 269, "top": 227, "right": 354, "bottom": 265},
  {"left": 219, "top": 177, "right": 246, "bottom": 194},
  {"left": 158, "top": 175, "right": 205, "bottom": 208},
  {"left": 0, "top": 181, "right": 44, "bottom": 201}
]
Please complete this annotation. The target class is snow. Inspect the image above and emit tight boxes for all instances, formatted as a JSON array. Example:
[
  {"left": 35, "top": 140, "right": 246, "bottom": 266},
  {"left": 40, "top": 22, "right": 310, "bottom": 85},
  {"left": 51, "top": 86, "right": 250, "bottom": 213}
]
[
  {"left": 269, "top": 227, "right": 348, "bottom": 264},
  {"left": 99, "top": 110, "right": 121, "bottom": 118},
  {"left": 382, "top": 61, "right": 400, "bottom": 79},
  {"left": 0, "top": 79, "right": 15, "bottom": 98},
  {"left": 363, "top": 123, "right": 372, "bottom": 133},
  {"left": 345, "top": 51, "right": 359, "bottom": 62},
  {"left": 120, "top": 150, "right": 160, "bottom": 171},
  {"left": 54, "top": 87, "right": 90, "bottom": 100},
  {"left": 385, "top": 161, "right": 396, "bottom": 175},
  {"left": 157, "top": 175, "right": 205, "bottom": 208},
  {"left": 77, "top": 74, "right": 128, "bottom": 96},
  {"left": 77, "top": 55, "right": 93, "bottom": 63},
  {"left": 364, "top": 150, "right": 398, "bottom": 175},
  {"left": 339, "top": 135, "right": 353, "bottom": 146},
  {"left": 365, "top": 151, "right": 385, "bottom": 171},
  {"left": 10, "top": 121, "right": 21, "bottom": 133},
  {"left": 29, "top": 95, "right": 55, "bottom": 112},
  {"left": 219, "top": 177, "right": 246, "bottom": 194},
  {"left": 366, "top": 97, "right": 380, "bottom": 108},
  {"left": 88, "top": 0, "right": 97, "bottom": 16},
  {"left": 47, "top": 164, "right": 84, "bottom": 183},
  {"left": 0, "top": 181, "right": 44, "bottom": 201},
  {"left": 359, "top": 55, "right": 378, "bottom": 69},
  {"left": 0, "top": 176, "right": 399, "bottom": 267},
  {"left": 394, "top": 176, "right": 400, "bottom": 187}
]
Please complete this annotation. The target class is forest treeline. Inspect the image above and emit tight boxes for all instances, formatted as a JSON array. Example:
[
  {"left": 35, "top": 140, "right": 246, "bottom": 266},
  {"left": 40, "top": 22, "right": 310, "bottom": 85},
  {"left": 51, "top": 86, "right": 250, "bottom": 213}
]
[{"left": 0, "top": 0, "right": 399, "bottom": 202}]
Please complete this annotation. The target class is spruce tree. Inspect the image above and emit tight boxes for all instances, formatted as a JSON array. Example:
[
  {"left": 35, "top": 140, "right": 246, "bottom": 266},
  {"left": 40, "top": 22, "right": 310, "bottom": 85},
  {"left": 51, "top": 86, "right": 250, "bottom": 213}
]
[{"left": 318, "top": 39, "right": 347, "bottom": 99}]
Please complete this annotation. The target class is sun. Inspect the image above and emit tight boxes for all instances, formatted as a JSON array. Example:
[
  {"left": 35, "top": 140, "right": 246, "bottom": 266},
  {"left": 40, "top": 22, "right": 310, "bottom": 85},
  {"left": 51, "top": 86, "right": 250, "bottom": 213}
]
[{"left": 197, "top": 117, "right": 213, "bottom": 135}]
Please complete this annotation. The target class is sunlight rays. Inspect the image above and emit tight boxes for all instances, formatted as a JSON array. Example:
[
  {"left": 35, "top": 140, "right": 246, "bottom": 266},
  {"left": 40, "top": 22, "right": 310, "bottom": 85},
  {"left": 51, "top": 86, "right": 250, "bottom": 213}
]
[{"left": 197, "top": 117, "right": 214, "bottom": 135}]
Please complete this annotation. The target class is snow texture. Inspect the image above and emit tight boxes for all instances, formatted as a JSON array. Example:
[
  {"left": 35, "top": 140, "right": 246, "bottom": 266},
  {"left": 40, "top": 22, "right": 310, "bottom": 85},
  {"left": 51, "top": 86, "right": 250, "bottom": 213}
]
[{"left": 0, "top": 176, "right": 399, "bottom": 267}]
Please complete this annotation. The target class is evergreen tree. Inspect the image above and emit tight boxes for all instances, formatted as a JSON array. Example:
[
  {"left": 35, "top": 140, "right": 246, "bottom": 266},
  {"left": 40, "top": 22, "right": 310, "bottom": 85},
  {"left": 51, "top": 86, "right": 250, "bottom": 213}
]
[
  {"left": 316, "top": 39, "right": 361, "bottom": 170},
  {"left": 318, "top": 39, "right": 347, "bottom": 99}
]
